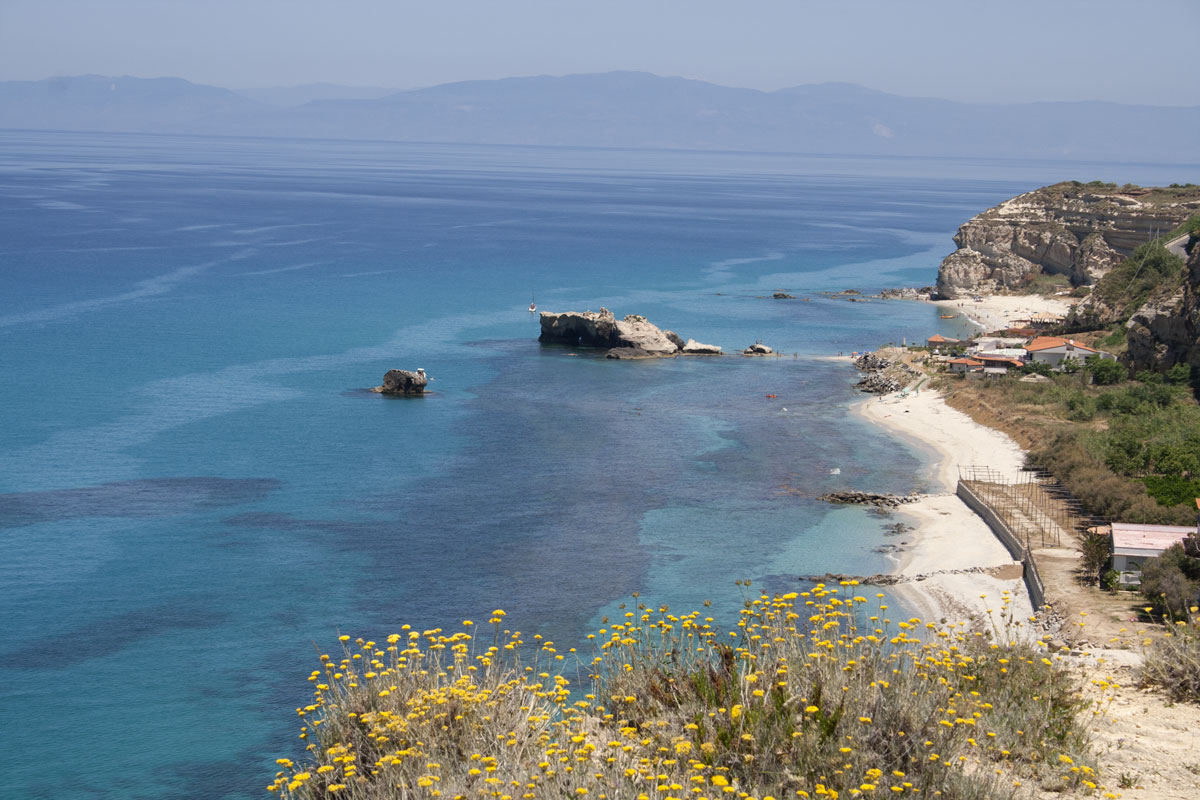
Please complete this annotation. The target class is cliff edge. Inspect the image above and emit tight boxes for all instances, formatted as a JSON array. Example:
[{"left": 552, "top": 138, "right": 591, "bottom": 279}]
[{"left": 935, "top": 182, "right": 1200, "bottom": 299}]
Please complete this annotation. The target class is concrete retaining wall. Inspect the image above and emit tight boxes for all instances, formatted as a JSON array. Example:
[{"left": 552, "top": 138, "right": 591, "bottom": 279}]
[{"left": 957, "top": 481, "right": 1046, "bottom": 610}]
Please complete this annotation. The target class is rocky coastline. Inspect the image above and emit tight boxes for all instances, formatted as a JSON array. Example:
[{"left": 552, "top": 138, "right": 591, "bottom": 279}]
[
  {"left": 852, "top": 351, "right": 916, "bottom": 394},
  {"left": 934, "top": 182, "right": 1200, "bottom": 299}
]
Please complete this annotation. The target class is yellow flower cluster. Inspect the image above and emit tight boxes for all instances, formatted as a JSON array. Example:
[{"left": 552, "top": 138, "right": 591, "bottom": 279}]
[{"left": 269, "top": 588, "right": 1117, "bottom": 799}]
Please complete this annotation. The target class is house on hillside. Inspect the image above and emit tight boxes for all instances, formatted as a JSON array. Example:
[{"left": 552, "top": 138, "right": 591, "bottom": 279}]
[
  {"left": 926, "top": 333, "right": 961, "bottom": 354},
  {"left": 1025, "top": 336, "right": 1115, "bottom": 370},
  {"left": 1110, "top": 523, "right": 1196, "bottom": 586},
  {"left": 974, "top": 354, "right": 1025, "bottom": 371},
  {"left": 947, "top": 357, "right": 984, "bottom": 374}
]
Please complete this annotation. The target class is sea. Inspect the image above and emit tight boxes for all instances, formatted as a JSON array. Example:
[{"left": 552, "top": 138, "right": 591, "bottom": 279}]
[{"left": 1, "top": 130, "right": 1193, "bottom": 799}]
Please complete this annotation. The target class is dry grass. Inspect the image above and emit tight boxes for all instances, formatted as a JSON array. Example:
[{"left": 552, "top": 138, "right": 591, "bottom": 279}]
[
  {"left": 269, "top": 586, "right": 1122, "bottom": 799},
  {"left": 1138, "top": 606, "right": 1200, "bottom": 704}
]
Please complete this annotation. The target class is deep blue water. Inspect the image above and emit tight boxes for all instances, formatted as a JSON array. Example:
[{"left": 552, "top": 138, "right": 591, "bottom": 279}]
[{"left": 1, "top": 131, "right": 1194, "bottom": 799}]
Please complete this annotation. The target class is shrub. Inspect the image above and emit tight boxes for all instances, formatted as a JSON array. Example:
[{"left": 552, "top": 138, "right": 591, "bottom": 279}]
[
  {"left": 1139, "top": 543, "right": 1200, "bottom": 619},
  {"left": 269, "top": 590, "right": 1109, "bottom": 799},
  {"left": 1086, "top": 356, "right": 1124, "bottom": 386},
  {"left": 1139, "top": 606, "right": 1200, "bottom": 704},
  {"left": 1078, "top": 532, "right": 1113, "bottom": 585},
  {"left": 1143, "top": 475, "right": 1200, "bottom": 507},
  {"left": 1166, "top": 363, "right": 1192, "bottom": 385}
]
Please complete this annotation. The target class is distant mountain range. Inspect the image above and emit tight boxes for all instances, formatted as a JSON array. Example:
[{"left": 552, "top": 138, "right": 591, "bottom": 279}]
[{"left": 2, "top": 72, "right": 1196, "bottom": 161}]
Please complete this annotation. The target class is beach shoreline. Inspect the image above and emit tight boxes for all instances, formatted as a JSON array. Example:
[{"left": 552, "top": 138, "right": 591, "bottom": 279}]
[
  {"left": 932, "top": 294, "right": 1075, "bottom": 331},
  {"left": 844, "top": 296, "right": 1060, "bottom": 626}
]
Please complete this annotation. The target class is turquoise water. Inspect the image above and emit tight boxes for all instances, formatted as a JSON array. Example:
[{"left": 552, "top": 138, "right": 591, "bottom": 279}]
[{"left": 1, "top": 131, "right": 1193, "bottom": 799}]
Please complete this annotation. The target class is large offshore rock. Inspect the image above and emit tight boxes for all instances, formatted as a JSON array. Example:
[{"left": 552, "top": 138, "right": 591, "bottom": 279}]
[
  {"left": 538, "top": 308, "right": 680, "bottom": 356},
  {"left": 375, "top": 369, "right": 428, "bottom": 395},
  {"left": 935, "top": 183, "right": 1200, "bottom": 298}
]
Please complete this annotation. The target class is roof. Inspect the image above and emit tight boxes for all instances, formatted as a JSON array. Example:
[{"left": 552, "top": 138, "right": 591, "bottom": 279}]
[
  {"left": 1110, "top": 522, "right": 1195, "bottom": 557},
  {"left": 927, "top": 334, "right": 959, "bottom": 344},
  {"left": 974, "top": 355, "right": 1024, "bottom": 367},
  {"left": 948, "top": 357, "right": 983, "bottom": 366},
  {"left": 1025, "top": 336, "right": 1099, "bottom": 354}
]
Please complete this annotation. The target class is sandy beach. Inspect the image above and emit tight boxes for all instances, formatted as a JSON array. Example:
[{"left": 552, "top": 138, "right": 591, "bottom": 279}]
[
  {"left": 934, "top": 294, "right": 1075, "bottom": 331},
  {"left": 851, "top": 342, "right": 1036, "bottom": 627}
]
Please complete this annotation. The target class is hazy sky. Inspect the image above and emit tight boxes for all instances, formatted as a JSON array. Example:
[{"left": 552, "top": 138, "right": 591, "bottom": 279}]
[{"left": 1, "top": 0, "right": 1196, "bottom": 105}]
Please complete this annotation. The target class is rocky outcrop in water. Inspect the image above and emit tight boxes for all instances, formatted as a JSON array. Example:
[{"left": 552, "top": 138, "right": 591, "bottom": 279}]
[
  {"left": 539, "top": 308, "right": 721, "bottom": 358},
  {"left": 743, "top": 343, "right": 774, "bottom": 356},
  {"left": 682, "top": 339, "right": 723, "bottom": 355},
  {"left": 375, "top": 369, "right": 428, "bottom": 395},
  {"left": 935, "top": 183, "right": 1200, "bottom": 298}
]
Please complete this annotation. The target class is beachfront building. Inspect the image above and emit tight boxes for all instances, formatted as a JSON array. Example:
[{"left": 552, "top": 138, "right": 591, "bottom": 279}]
[
  {"left": 1025, "top": 336, "right": 1115, "bottom": 370},
  {"left": 1110, "top": 523, "right": 1197, "bottom": 586},
  {"left": 947, "top": 357, "right": 983, "bottom": 374},
  {"left": 973, "top": 354, "right": 1025, "bottom": 372},
  {"left": 970, "top": 337, "right": 1028, "bottom": 353},
  {"left": 1028, "top": 312, "right": 1064, "bottom": 328},
  {"left": 926, "top": 333, "right": 961, "bottom": 354}
]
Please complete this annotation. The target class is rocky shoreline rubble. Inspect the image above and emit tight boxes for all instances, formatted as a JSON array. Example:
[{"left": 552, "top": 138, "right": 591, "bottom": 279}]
[
  {"left": 818, "top": 490, "right": 922, "bottom": 507},
  {"left": 852, "top": 351, "right": 916, "bottom": 394}
]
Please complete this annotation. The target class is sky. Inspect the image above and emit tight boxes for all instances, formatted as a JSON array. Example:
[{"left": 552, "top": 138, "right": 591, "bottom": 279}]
[{"left": 1, "top": 0, "right": 1197, "bottom": 105}]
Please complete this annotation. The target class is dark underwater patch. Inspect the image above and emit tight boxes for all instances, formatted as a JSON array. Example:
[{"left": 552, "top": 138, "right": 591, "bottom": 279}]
[
  {"left": 0, "top": 598, "right": 228, "bottom": 669},
  {"left": 0, "top": 477, "right": 280, "bottom": 528}
]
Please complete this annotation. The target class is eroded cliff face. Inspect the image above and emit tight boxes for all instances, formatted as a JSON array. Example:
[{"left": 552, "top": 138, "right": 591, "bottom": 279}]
[
  {"left": 1126, "top": 244, "right": 1200, "bottom": 373},
  {"left": 935, "top": 183, "right": 1199, "bottom": 299}
]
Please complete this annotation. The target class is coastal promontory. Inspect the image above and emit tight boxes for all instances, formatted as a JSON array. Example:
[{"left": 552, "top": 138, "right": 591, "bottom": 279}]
[{"left": 935, "top": 182, "right": 1200, "bottom": 299}]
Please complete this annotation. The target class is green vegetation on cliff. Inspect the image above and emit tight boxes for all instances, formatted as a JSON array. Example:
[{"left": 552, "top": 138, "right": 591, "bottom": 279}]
[{"left": 941, "top": 369, "right": 1200, "bottom": 526}]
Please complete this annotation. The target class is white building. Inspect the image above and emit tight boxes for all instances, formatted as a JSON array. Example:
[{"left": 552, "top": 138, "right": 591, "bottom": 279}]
[
  {"left": 1025, "top": 336, "right": 1115, "bottom": 370},
  {"left": 1110, "top": 522, "right": 1196, "bottom": 586}
]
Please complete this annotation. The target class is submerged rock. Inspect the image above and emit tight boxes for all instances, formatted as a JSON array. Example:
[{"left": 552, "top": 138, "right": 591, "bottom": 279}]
[{"left": 374, "top": 368, "right": 428, "bottom": 395}]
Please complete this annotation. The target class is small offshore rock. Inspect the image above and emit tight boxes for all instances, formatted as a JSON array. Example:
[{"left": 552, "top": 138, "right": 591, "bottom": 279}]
[
  {"left": 743, "top": 343, "right": 774, "bottom": 355},
  {"left": 772, "top": 292, "right": 796, "bottom": 299},
  {"left": 375, "top": 368, "right": 428, "bottom": 395},
  {"left": 682, "top": 338, "right": 723, "bottom": 355}
]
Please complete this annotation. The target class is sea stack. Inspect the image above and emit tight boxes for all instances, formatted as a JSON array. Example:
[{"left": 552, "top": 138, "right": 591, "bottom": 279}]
[
  {"left": 375, "top": 368, "right": 429, "bottom": 395},
  {"left": 539, "top": 308, "right": 701, "bottom": 358}
]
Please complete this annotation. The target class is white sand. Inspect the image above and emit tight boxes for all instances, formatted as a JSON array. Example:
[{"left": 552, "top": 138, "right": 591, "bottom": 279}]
[
  {"left": 934, "top": 294, "right": 1074, "bottom": 331},
  {"left": 852, "top": 389, "right": 1035, "bottom": 628}
]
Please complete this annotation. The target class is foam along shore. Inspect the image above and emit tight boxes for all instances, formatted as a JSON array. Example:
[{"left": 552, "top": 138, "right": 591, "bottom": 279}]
[
  {"left": 934, "top": 293, "right": 1075, "bottom": 331},
  {"left": 852, "top": 388, "right": 1035, "bottom": 628}
]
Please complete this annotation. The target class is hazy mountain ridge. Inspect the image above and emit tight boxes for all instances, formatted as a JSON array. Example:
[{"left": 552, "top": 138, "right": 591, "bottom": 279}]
[{"left": 2, "top": 71, "right": 1196, "bottom": 160}]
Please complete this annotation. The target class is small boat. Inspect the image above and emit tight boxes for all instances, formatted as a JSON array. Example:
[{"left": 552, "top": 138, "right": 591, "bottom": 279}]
[
  {"left": 528, "top": 292, "right": 537, "bottom": 313},
  {"left": 765, "top": 394, "right": 777, "bottom": 399},
  {"left": 939, "top": 314, "right": 955, "bottom": 319}
]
